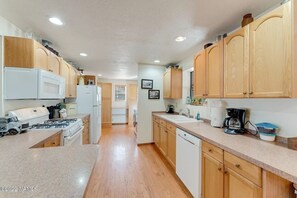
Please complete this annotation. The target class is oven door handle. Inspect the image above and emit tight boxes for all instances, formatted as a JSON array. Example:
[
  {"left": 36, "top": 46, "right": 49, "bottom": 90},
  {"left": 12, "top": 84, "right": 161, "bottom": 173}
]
[
  {"left": 65, "top": 126, "right": 84, "bottom": 140},
  {"left": 64, "top": 127, "right": 83, "bottom": 146}
]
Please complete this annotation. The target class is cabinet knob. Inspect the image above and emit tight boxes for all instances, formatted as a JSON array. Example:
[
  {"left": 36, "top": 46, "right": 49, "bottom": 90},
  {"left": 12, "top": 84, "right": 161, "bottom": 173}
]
[
  {"left": 208, "top": 149, "right": 212, "bottom": 152},
  {"left": 235, "top": 164, "right": 241, "bottom": 168},
  {"left": 218, "top": 168, "right": 222, "bottom": 171},
  {"left": 249, "top": 91, "right": 253, "bottom": 95},
  {"left": 224, "top": 170, "right": 228, "bottom": 174},
  {"left": 243, "top": 92, "right": 247, "bottom": 95}
]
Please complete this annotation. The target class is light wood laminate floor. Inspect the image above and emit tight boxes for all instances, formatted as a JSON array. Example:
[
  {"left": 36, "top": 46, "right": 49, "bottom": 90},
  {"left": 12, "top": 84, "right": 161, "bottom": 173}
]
[{"left": 84, "top": 125, "right": 191, "bottom": 198}]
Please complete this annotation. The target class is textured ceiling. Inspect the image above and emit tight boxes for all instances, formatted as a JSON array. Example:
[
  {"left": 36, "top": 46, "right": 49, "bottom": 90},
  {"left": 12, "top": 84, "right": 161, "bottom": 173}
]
[{"left": 0, "top": 0, "right": 281, "bottom": 79}]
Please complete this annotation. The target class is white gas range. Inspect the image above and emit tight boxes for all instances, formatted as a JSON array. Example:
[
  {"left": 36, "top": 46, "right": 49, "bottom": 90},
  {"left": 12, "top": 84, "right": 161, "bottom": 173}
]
[{"left": 8, "top": 107, "right": 83, "bottom": 146}]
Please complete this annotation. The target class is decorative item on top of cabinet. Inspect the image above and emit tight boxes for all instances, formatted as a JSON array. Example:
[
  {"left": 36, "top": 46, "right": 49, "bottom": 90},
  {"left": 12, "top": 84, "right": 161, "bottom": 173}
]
[
  {"left": 194, "top": 40, "right": 224, "bottom": 98},
  {"left": 224, "top": 27, "right": 249, "bottom": 98},
  {"left": 163, "top": 67, "right": 182, "bottom": 99},
  {"left": 4, "top": 36, "right": 49, "bottom": 71},
  {"left": 241, "top": 13, "right": 254, "bottom": 27},
  {"left": 249, "top": 1, "right": 292, "bottom": 98},
  {"left": 82, "top": 115, "right": 90, "bottom": 144}
]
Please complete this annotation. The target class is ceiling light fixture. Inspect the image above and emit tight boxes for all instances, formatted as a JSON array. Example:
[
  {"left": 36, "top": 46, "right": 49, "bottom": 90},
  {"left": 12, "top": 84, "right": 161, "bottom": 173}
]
[
  {"left": 49, "top": 17, "right": 63, "bottom": 26},
  {"left": 154, "top": 60, "right": 160, "bottom": 63},
  {"left": 175, "top": 36, "right": 187, "bottom": 42},
  {"left": 80, "top": 53, "right": 88, "bottom": 57}
]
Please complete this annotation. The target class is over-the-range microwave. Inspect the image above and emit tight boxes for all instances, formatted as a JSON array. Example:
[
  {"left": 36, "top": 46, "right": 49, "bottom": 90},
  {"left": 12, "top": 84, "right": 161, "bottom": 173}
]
[{"left": 4, "top": 67, "right": 65, "bottom": 99}]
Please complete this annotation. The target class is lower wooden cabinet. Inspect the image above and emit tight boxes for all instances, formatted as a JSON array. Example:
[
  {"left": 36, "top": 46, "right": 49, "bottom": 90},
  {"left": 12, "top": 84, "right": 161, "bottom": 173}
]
[
  {"left": 31, "top": 133, "right": 61, "bottom": 148},
  {"left": 224, "top": 168, "right": 262, "bottom": 198},
  {"left": 153, "top": 121, "right": 160, "bottom": 147},
  {"left": 153, "top": 115, "right": 176, "bottom": 169},
  {"left": 202, "top": 153, "right": 223, "bottom": 198},
  {"left": 82, "top": 115, "right": 90, "bottom": 144},
  {"left": 160, "top": 126, "right": 168, "bottom": 156}
]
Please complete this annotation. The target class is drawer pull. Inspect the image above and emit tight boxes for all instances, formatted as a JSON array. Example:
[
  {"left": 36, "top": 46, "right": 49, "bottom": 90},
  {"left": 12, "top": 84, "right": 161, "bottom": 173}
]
[
  {"left": 235, "top": 164, "right": 241, "bottom": 168},
  {"left": 243, "top": 92, "right": 247, "bottom": 95},
  {"left": 208, "top": 149, "right": 212, "bottom": 152}
]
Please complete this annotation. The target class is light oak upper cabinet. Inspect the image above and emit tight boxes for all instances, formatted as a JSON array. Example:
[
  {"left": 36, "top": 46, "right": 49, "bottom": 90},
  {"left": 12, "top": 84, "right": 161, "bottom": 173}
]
[
  {"left": 224, "top": 27, "right": 249, "bottom": 98},
  {"left": 163, "top": 68, "right": 182, "bottom": 99},
  {"left": 194, "top": 50, "right": 206, "bottom": 97},
  {"left": 249, "top": 2, "right": 292, "bottom": 98},
  {"left": 48, "top": 52, "right": 60, "bottom": 75},
  {"left": 69, "top": 66, "right": 77, "bottom": 98},
  {"left": 194, "top": 41, "right": 224, "bottom": 98},
  {"left": 4, "top": 36, "right": 48, "bottom": 71},
  {"left": 60, "top": 60, "right": 70, "bottom": 97},
  {"left": 205, "top": 41, "right": 224, "bottom": 98}
]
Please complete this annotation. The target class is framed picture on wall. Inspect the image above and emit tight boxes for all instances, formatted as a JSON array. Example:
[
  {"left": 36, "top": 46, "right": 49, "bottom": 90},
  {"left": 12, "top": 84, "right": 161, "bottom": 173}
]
[
  {"left": 141, "top": 79, "right": 153, "bottom": 89},
  {"left": 148, "top": 90, "right": 160, "bottom": 99}
]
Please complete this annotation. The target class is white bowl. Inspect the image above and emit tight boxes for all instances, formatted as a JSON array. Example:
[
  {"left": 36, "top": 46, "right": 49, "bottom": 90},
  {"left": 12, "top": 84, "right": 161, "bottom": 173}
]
[{"left": 259, "top": 133, "right": 276, "bottom": 142}]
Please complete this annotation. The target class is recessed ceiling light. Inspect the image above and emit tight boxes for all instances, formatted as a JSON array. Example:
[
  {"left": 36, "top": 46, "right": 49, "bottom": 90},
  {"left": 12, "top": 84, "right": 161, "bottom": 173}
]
[
  {"left": 49, "top": 17, "right": 63, "bottom": 26},
  {"left": 154, "top": 60, "right": 160, "bottom": 63},
  {"left": 97, "top": 74, "right": 102, "bottom": 77},
  {"left": 175, "top": 36, "right": 187, "bottom": 42},
  {"left": 80, "top": 53, "right": 88, "bottom": 57}
]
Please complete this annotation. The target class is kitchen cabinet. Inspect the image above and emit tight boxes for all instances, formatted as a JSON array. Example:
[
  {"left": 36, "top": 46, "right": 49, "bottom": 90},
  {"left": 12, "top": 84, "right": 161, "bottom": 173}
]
[
  {"left": 4, "top": 36, "right": 48, "bottom": 71},
  {"left": 224, "top": 27, "right": 249, "bottom": 98},
  {"left": 31, "top": 133, "right": 61, "bottom": 148},
  {"left": 163, "top": 68, "right": 182, "bottom": 99},
  {"left": 60, "top": 60, "right": 70, "bottom": 97},
  {"left": 159, "top": 125, "right": 168, "bottom": 156},
  {"left": 166, "top": 123, "right": 176, "bottom": 169},
  {"left": 224, "top": 167, "right": 262, "bottom": 198},
  {"left": 202, "top": 141, "right": 223, "bottom": 198},
  {"left": 249, "top": 2, "right": 292, "bottom": 98},
  {"left": 69, "top": 65, "right": 77, "bottom": 98},
  {"left": 82, "top": 115, "right": 90, "bottom": 144},
  {"left": 100, "top": 83, "right": 112, "bottom": 127},
  {"left": 194, "top": 41, "right": 224, "bottom": 98},
  {"left": 48, "top": 52, "right": 60, "bottom": 75},
  {"left": 194, "top": 50, "right": 206, "bottom": 97},
  {"left": 153, "top": 117, "right": 160, "bottom": 147}
]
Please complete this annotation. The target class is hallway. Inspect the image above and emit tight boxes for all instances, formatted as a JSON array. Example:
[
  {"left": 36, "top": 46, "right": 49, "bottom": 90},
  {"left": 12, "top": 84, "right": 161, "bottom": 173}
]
[{"left": 84, "top": 125, "right": 191, "bottom": 198}]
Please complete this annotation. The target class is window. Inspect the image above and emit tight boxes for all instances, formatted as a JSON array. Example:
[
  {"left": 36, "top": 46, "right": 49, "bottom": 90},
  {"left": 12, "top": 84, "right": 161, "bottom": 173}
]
[{"left": 115, "top": 85, "right": 126, "bottom": 101}]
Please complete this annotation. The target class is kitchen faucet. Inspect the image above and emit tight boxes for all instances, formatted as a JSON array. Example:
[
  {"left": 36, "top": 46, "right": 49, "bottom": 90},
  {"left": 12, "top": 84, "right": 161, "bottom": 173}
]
[{"left": 179, "top": 108, "right": 191, "bottom": 118}]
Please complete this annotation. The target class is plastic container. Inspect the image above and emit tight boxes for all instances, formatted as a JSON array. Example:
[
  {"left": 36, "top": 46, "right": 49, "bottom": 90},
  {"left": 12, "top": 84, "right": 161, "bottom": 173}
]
[{"left": 259, "top": 132, "right": 276, "bottom": 142}]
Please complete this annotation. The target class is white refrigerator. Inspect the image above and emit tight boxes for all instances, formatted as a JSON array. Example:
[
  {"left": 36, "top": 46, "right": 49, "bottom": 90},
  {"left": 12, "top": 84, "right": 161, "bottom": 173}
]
[{"left": 76, "top": 85, "right": 102, "bottom": 144}]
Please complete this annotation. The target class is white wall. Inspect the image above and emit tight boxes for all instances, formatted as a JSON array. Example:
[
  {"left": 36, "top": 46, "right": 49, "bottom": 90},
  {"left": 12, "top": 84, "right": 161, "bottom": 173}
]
[
  {"left": 137, "top": 64, "right": 166, "bottom": 144},
  {"left": 0, "top": 15, "right": 61, "bottom": 116}
]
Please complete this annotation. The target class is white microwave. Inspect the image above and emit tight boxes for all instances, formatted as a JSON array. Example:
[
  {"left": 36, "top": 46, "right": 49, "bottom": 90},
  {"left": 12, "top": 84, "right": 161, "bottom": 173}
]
[{"left": 4, "top": 67, "right": 65, "bottom": 99}]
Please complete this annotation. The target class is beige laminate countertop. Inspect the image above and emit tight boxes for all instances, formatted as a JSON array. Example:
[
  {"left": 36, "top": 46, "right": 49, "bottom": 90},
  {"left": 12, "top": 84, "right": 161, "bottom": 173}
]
[
  {"left": 0, "top": 130, "right": 99, "bottom": 198},
  {"left": 153, "top": 112, "right": 297, "bottom": 184}
]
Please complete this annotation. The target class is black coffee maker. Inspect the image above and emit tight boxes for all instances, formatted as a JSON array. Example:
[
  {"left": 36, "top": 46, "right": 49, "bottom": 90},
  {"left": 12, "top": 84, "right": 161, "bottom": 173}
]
[{"left": 223, "top": 108, "right": 246, "bottom": 134}]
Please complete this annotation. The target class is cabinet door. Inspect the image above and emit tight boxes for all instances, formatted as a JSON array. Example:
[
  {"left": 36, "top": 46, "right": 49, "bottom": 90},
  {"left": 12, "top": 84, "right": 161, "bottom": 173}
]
[
  {"left": 60, "top": 60, "right": 70, "bottom": 97},
  {"left": 202, "top": 153, "right": 223, "bottom": 198},
  {"left": 206, "top": 41, "right": 224, "bottom": 98},
  {"left": 48, "top": 52, "right": 60, "bottom": 75},
  {"left": 163, "top": 70, "right": 171, "bottom": 98},
  {"left": 69, "top": 66, "right": 77, "bottom": 97},
  {"left": 153, "top": 121, "right": 160, "bottom": 147},
  {"left": 33, "top": 42, "right": 49, "bottom": 70},
  {"left": 160, "top": 126, "right": 167, "bottom": 156},
  {"left": 249, "top": 2, "right": 292, "bottom": 98},
  {"left": 101, "top": 83, "right": 112, "bottom": 126},
  {"left": 224, "top": 167, "right": 262, "bottom": 198},
  {"left": 167, "top": 130, "right": 176, "bottom": 168},
  {"left": 224, "top": 27, "right": 249, "bottom": 98},
  {"left": 194, "top": 50, "right": 206, "bottom": 97}
]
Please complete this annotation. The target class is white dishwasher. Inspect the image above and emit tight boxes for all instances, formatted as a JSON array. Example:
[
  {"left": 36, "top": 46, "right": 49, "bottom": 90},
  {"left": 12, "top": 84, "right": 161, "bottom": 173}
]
[{"left": 176, "top": 128, "right": 201, "bottom": 198}]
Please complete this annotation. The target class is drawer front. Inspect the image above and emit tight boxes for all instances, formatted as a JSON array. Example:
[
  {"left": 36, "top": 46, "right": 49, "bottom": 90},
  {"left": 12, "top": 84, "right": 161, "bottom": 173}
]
[
  {"left": 224, "top": 151, "right": 262, "bottom": 186},
  {"left": 153, "top": 116, "right": 160, "bottom": 123},
  {"left": 160, "top": 119, "right": 167, "bottom": 128},
  {"left": 202, "top": 141, "right": 223, "bottom": 163},
  {"left": 166, "top": 122, "right": 176, "bottom": 133}
]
